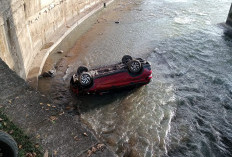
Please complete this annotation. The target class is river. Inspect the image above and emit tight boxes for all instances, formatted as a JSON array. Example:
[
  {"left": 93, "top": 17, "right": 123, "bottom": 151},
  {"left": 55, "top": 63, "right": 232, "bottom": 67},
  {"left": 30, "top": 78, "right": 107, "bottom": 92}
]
[{"left": 37, "top": 0, "right": 232, "bottom": 156}]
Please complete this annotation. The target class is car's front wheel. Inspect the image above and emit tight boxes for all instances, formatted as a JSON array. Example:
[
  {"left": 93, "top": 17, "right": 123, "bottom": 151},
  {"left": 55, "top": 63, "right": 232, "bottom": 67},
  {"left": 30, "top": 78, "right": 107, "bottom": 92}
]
[{"left": 128, "top": 60, "right": 142, "bottom": 73}]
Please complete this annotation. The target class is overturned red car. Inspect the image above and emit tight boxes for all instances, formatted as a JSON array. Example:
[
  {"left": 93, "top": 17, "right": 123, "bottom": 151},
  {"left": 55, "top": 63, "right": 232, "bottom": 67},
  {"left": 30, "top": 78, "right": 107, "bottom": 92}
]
[{"left": 70, "top": 55, "right": 152, "bottom": 95}]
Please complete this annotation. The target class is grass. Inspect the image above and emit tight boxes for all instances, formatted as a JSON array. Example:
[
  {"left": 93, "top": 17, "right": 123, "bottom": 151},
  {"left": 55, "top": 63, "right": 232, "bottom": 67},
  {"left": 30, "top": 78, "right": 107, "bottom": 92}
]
[{"left": 0, "top": 108, "right": 42, "bottom": 157}]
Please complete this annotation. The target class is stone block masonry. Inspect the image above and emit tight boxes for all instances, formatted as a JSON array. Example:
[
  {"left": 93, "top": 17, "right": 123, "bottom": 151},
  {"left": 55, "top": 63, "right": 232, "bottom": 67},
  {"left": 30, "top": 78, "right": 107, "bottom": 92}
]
[{"left": 0, "top": 0, "right": 112, "bottom": 79}]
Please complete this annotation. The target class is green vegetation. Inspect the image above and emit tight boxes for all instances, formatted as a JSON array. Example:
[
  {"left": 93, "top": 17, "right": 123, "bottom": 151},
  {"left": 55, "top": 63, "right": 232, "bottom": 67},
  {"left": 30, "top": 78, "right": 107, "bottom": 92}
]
[{"left": 0, "top": 108, "right": 42, "bottom": 157}]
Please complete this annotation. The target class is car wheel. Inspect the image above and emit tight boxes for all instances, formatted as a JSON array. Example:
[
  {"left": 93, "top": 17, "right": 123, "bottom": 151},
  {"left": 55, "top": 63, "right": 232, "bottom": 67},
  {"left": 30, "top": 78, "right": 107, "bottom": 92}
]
[
  {"left": 128, "top": 60, "right": 142, "bottom": 73},
  {"left": 122, "top": 55, "right": 132, "bottom": 64},
  {"left": 79, "top": 72, "right": 93, "bottom": 87},
  {"left": 77, "top": 66, "right": 88, "bottom": 75},
  {"left": 0, "top": 131, "right": 18, "bottom": 157}
]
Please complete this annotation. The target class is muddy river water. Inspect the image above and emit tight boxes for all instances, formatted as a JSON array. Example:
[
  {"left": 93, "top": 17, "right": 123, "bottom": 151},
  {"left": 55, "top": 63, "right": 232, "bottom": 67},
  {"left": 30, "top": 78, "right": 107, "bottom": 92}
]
[{"left": 37, "top": 0, "right": 232, "bottom": 156}]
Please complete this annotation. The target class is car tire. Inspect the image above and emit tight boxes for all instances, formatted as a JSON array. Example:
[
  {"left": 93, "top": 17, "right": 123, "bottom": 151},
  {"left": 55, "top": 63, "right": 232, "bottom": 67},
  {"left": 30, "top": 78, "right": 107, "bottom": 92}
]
[
  {"left": 79, "top": 72, "right": 93, "bottom": 87},
  {"left": 77, "top": 66, "right": 88, "bottom": 75},
  {"left": 128, "top": 60, "right": 142, "bottom": 73},
  {"left": 0, "top": 131, "right": 18, "bottom": 157},
  {"left": 122, "top": 55, "right": 132, "bottom": 64}
]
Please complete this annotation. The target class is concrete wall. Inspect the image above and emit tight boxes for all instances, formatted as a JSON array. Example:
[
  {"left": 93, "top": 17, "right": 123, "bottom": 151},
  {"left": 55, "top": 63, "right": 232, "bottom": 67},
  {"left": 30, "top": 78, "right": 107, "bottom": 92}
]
[
  {"left": 0, "top": 0, "right": 106, "bottom": 79},
  {"left": 226, "top": 3, "right": 232, "bottom": 27}
]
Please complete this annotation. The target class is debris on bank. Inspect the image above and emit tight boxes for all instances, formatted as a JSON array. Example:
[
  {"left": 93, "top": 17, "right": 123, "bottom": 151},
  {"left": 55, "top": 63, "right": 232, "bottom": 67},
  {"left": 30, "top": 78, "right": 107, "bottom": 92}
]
[
  {"left": 87, "top": 143, "right": 106, "bottom": 157},
  {"left": 40, "top": 69, "right": 56, "bottom": 77}
]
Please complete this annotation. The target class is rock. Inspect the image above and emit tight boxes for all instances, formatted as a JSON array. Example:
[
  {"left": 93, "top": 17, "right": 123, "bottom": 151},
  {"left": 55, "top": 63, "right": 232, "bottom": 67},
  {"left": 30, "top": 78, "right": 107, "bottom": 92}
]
[
  {"left": 115, "top": 21, "right": 120, "bottom": 24},
  {"left": 83, "top": 132, "right": 88, "bottom": 137},
  {"left": 41, "top": 69, "right": 56, "bottom": 77},
  {"left": 57, "top": 50, "right": 64, "bottom": 54}
]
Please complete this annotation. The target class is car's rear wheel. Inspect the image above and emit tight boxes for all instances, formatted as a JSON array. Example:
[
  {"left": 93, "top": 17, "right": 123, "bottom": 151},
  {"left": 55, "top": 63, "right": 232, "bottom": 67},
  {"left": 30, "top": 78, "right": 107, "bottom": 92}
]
[
  {"left": 122, "top": 55, "right": 132, "bottom": 64},
  {"left": 0, "top": 131, "right": 18, "bottom": 157},
  {"left": 77, "top": 66, "right": 88, "bottom": 75},
  {"left": 79, "top": 72, "right": 93, "bottom": 87},
  {"left": 128, "top": 60, "right": 142, "bottom": 73}
]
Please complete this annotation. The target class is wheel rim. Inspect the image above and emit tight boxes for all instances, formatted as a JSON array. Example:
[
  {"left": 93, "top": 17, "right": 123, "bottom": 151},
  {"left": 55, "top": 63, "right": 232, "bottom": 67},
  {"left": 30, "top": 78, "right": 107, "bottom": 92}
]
[
  {"left": 130, "top": 61, "right": 141, "bottom": 72},
  {"left": 80, "top": 74, "right": 91, "bottom": 85}
]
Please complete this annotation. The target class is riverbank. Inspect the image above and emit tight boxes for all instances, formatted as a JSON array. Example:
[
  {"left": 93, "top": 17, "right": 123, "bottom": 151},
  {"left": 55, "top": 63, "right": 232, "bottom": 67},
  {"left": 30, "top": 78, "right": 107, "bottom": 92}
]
[
  {"left": 27, "top": 0, "right": 114, "bottom": 88},
  {"left": 0, "top": 58, "right": 116, "bottom": 156}
]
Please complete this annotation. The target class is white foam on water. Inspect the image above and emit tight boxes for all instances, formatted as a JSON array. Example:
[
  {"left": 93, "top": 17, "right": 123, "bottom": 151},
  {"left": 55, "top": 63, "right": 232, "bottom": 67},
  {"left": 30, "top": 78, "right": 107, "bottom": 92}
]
[{"left": 174, "top": 16, "right": 195, "bottom": 24}]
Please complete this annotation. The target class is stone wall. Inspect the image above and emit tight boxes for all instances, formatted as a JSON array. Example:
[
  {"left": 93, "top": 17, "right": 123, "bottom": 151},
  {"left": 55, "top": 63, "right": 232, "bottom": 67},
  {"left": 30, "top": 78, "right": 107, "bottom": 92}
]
[{"left": 0, "top": 0, "right": 107, "bottom": 79}]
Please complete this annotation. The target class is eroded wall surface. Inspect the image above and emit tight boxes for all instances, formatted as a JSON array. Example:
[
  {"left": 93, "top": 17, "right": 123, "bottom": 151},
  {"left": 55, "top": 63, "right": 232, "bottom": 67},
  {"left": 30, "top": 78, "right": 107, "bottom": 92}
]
[{"left": 0, "top": 0, "right": 104, "bottom": 79}]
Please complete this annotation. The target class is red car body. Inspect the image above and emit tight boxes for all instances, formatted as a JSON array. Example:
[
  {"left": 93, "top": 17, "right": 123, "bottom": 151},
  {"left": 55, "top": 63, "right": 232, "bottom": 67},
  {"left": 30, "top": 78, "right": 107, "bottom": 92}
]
[{"left": 70, "top": 58, "right": 152, "bottom": 95}]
